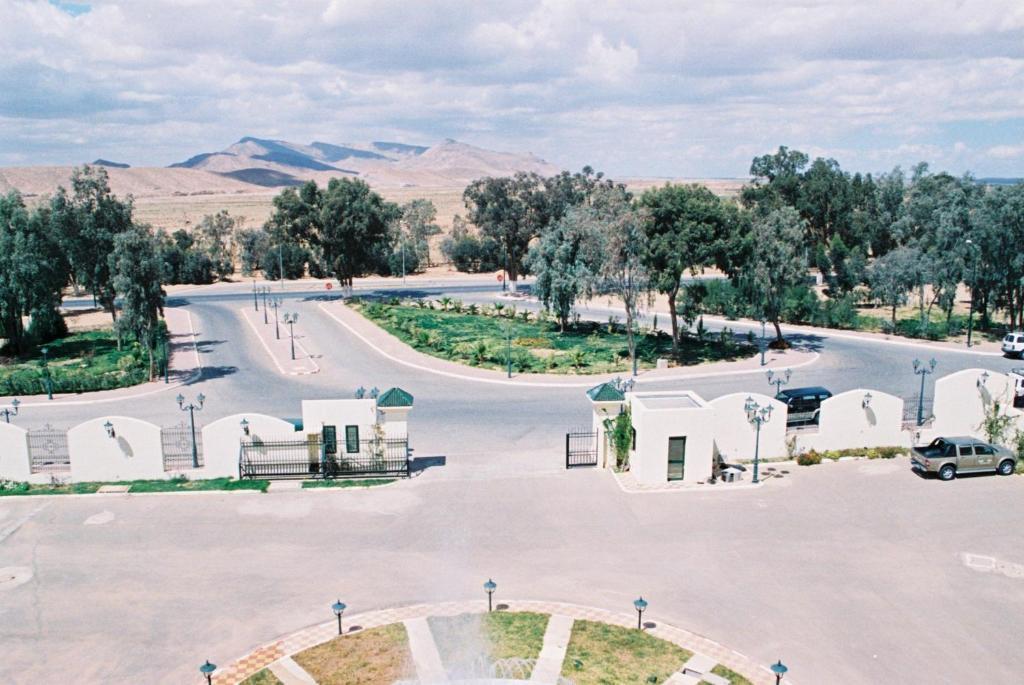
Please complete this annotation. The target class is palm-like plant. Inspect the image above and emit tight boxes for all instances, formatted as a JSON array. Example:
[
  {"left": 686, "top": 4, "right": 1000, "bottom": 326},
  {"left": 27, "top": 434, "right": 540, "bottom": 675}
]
[{"left": 439, "top": 296, "right": 453, "bottom": 311}]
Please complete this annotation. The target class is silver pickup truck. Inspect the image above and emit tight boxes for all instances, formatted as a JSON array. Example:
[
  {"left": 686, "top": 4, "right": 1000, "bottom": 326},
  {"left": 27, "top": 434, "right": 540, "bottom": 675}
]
[{"left": 911, "top": 436, "right": 1017, "bottom": 481}]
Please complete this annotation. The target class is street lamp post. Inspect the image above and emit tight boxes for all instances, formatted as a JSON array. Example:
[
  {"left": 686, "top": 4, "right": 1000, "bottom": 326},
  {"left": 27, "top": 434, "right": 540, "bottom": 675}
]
[
  {"left": 1, "top": 398, "right": 20, "bottom": 423},
  {"left": 332, "top": 600, "right": 347, "bottom": 635},
  {"left": 199, "top": 660, "right": 217, "bottom": 685},
  {"left": 766, "top": 368, "right": 791, "bottom": 397},
  {"left": 270, "top": 298, "right": 282, "bottom": 339},
  {"left": 965, "top": 239, "right": 979, "bottom": 348},
  {"left": 771, "top": 659, "right": 788, "bottom": 685},
  {"left": 40, "top": 346, "right": 53, "bottom": 400},
  {"left": 252, "top": 279, "right": 259, "bottom": 311},
  {"left": 744, "top": 396, "right": 773, "bottom": 484},
  {"left": 484, "top": 578, "right": 497, "bottom": 612},
  {"left": 176, "top": 393, "right": 205, "bottom": 468},
  {"left": 162, "top": 329, "right": 169, "bottom": 384},
  {"left": 633, "top": 596, "right": 647, "bottom": 630},
  {"left": 284, "top": 313, "right": 298, "bottom": 360},
  {"left": 913, "top": 358, "right": 937, "bottom": 426},
  {"left": 261, "top": 286, "right": 269, "bottom": 324},
  {"left": 759, "top": 319, "right": 767, "bottom": 366}
]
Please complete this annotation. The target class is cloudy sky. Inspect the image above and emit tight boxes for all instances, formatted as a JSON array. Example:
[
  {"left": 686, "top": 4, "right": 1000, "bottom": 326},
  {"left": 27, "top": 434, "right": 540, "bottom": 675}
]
[{"left": 1, "top": 0, "right": 1023, "bottom": 178}]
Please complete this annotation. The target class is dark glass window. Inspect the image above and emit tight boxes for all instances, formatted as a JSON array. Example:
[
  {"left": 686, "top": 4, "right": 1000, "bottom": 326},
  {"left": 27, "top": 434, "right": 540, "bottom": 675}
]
[
  {"left": 345, "top": 425, "right": 360, "bottom": 453},
  {"left": 322, "top": 425, "right": 337, "bottom": 455}
]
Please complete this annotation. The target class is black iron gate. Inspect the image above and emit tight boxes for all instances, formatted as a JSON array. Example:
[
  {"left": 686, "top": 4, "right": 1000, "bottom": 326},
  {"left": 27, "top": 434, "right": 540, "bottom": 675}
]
[
  {"left": 27, "top": 424, "right": 70, "bottom": 474},
  {"left": 239, "top": 435, "right": 410, "bottom": 479},
  {"left": 161, "top": 422, "right": 203, "bottom": 470},
  {"left": 566, "top": 429, "right": 598, "bottom": 468}
]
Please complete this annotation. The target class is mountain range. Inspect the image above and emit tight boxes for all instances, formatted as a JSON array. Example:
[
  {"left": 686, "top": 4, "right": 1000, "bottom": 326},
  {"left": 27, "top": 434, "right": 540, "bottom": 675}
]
[{"left": 0, "top": 137, "right": 561, "bottom": 198}]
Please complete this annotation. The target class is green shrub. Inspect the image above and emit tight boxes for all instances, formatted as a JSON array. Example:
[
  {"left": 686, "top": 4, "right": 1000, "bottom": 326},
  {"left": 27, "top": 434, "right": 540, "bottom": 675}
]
[{"left": 797, "top": 450, "right": 822, "bottom": 466}]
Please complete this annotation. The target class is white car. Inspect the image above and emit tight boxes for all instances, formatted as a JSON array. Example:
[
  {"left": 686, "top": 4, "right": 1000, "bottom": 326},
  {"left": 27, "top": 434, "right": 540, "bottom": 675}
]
[{"left": 1002, "top": 332, "right": 1024, "bottom": 358}]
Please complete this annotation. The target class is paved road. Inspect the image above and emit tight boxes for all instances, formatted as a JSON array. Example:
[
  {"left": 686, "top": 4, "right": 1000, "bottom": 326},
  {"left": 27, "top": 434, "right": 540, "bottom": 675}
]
[
  {"left": 1, "top": 459, "right": 1022, "bottom": 684},
  {"left": 21, "top": 280, "right": 1022, "bottom": 476}
]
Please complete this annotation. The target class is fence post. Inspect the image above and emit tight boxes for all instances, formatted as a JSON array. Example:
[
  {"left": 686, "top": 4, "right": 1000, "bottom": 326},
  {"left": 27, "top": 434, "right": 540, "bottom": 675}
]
[{"left": 565, "top": 432, "right": 570, "bottom": 469}]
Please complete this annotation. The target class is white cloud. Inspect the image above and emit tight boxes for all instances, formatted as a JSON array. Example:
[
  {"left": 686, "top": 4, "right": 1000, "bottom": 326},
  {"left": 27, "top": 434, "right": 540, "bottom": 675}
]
[{"left": 0, "top": 0, "right": 1021, "bottom": 177}]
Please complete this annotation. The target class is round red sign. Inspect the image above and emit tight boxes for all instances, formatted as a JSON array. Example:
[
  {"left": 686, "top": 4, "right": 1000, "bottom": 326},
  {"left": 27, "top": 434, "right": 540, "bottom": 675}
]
[
  {"left": 325, "top": 282, "right": 334, "bottom": 290},
  {"left": 497, "top": 273, "right": 504, "bottom": 282}
]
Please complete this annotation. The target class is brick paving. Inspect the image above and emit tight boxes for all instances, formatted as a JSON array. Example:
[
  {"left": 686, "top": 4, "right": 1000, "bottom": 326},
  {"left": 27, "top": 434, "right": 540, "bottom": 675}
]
[{"left": 210, "top": 599, "right": 783, "bottom": 685}]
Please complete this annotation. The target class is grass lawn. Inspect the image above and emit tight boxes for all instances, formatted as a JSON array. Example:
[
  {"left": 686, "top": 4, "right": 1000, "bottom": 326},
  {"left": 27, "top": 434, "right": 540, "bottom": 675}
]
[
  {"left": 703, "top": 664, "right": 753, "bottom": 685},
  {"left": 0, "top": 477, "right": 269, "bottom": 496},
  {"left": 239, "top": 668, "right": 283, "bottom": 685},
  {"left": 292, "top": 623, "right": 413, "bottom": 685},
  {"left": 561, "top": 620, "right": 693, "bottom": 685},
  {"left": 0, "top": 329, "right": 152, "bottom": 395},
  {"left": 352, "top": 299, "right": 754, "bottom": 374},
  {"left": 428, "top": 612, "right": 549, "bottom": 679},
  {"left": 301, "top": 478, "right": 396, "bottom": 489}
]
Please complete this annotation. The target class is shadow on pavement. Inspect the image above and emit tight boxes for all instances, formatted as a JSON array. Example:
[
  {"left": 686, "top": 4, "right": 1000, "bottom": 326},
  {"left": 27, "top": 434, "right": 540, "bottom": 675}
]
[
  {"left": 193, "top": 339, "right": 227, "bottom": 353},
  {"left": 410, "top": 455, "right": 446, "bottom": 476},
  {"left": 186, "top": 365, "right": 238, "bottom": 383},
  {"left": 782, "top": 332, "right": 826, "bottom": 353}
]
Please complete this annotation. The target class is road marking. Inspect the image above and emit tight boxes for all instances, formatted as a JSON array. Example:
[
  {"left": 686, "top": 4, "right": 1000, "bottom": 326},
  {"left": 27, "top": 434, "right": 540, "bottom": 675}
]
[
  {"left": 0, "top": 503, "right": 48, "bottom": 544},
  {"left": 960, "top": 552, "right": 1024, "bottom": 578},
  {"left": 84, "top": 511, "right": 115, "bottom": 526},
  {"left": 240, "top": 307, "right": 319, "bottom": 376},
  {"left": 318, "top": 302, "right": 820, "bottom": 388}
]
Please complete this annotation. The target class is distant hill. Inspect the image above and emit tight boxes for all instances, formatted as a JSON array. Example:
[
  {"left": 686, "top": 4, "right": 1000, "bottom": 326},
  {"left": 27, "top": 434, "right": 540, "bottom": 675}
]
[
  {"left": 93, "top": 159, "right": 130, "bottom": 169},
  {"left": 168, "top": 136, "right": 559, "bottom": 188}
]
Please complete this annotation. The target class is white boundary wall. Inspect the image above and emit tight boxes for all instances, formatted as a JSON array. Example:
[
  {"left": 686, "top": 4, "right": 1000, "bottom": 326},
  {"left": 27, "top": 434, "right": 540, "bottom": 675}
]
[
  {"left": 796, "top": 389, "right": 906, "bottom": 452},
  {"left": 68, "top": 416, "right": 164, "bottom": 482},
  {"left": 708, "top": 393, "right": 788, "bottom": 462},
  {"left": 0, "top": 422, "right": 46, "bottom": 483},
  {"left": 202, "top": 413, "right": 298, "bottom": 478},
  {"left": 930, "top": 368, "right": 1024, "bottom": 440}
]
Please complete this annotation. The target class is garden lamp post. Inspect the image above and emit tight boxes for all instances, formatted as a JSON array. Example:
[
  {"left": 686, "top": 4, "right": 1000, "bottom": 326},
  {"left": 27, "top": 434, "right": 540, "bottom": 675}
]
[
  {"left": 260, "top": 286, "right": 269, "bottom": 323},
  {"left": 633, "top": 596, "right": 647, "bottom": 630},
  {"left": 1, "top": 398, "right": 20, "bottom": 423},
  {"left": 759, "top": 318, "right": 767, "bottom": 366},
  {"left": 332, "top": 600, "right": 347, "bottom": 635},
  {"left": 252, "top": 279, "right": 259, "bottom": 311},
  {"left": 771, "top": 659, "right": 788, "bottom": 685},
  {"left": 199, "top": 660, "right": 216, "bottom": 685},
  {"left": 913, "top": 358, "right": 937, "bottom": 426},
  {"left": 505, "top": 323, "right": 512, "bottom": 378},
  {"left": 766, "top": 368, "right": 791, "bottom": 397},
  {"left": 270, "top": 298, "right": 282, "bottom": 339},
  {"left": 744, "top": 396, "right": 773, "bottom": 484},
  {"left": 484, "top": 578, "right": 497, "bottom": 612},
  {"left": 965, "top": 239, "right": 979, "bottom": 348},
  {"left": 176, "top": 393, "right": 205, "bottom": 468},
  {"left": 40, "top": 346, "right": 53, "bottom": 400},
  {"left": 283, "top": 313, "right": 299, "bottom": 360}
]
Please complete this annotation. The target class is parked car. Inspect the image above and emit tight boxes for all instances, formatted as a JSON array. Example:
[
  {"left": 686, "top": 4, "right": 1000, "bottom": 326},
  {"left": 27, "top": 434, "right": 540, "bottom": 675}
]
[
  {"left": 911, "top": 436, "right": 1017, "bottom": 481},
  {"left": 1012, "top": 368, "right": 1024, "bottom": 409},
  {"left": 1002, "top": 331, "right": 1024, "bottom": 357},
  {"left": 776, "top": 386, "right": 832, "bottom": 426}
]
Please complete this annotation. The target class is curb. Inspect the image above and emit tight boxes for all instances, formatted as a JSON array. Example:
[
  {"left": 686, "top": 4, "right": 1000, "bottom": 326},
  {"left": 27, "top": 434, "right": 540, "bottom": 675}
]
[{"left": 240, "top": 307, "right": 320, "bottom": 376}]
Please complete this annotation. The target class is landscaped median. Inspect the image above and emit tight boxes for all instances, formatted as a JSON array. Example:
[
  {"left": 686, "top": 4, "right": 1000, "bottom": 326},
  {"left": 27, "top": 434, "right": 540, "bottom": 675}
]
[{"left": 349, "top": 297, "right": 756, "bottom": 375}]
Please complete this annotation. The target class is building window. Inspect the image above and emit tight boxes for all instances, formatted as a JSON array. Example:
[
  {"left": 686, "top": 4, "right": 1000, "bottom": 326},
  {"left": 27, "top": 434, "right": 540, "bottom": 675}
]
[
  {"left": 345, "top": 425, "right": 360, "bottom": 453},
  {"left": 322, "top": 425, "right": 337, "bottom": 455}
]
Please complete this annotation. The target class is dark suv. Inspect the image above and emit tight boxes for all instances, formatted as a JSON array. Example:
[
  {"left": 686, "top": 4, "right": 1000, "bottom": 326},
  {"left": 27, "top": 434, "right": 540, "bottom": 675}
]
[{"left": 776, "top": 386, "right": 832, "bottom": 427}]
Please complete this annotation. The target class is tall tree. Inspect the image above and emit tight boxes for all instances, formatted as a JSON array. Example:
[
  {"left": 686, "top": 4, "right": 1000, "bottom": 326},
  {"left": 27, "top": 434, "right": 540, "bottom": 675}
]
[
  {"left": 640, "top": 183, "right": 728, "bottom": 357},
  {"left": 0, "top": 193, "right": 68, "bottom": 354},
  {"left": 49, "top": 165, "right": 134, "bottom": 322},
  {"left": 316, "top": 178, "right": 399, "bottom": 286},
  {"left": 109, "top": 225, "right": 166, "bottom": 375},
  {"left": 528, "top": 207, "right": 603, "bottom": 331},
  {"left": 742, "top": 146, "right": 809, "bottom": 210},
  {"left": 398, "top": 199, "right": 441, "bottom": 267},
  {"left": 197, "top": 210, "right": 237, "bottom": 280},
  {"left": 867, "top": 246, "right": 925, "bottom": 327},
  {"left": 976, "top": 183, "right": 1024, "bottom": 328},
  {"left": 733, "top": 207, "right": 809, "bottom": 345},
  {"left": 463, "top": 172, "right": 550, "bottom": 291}
]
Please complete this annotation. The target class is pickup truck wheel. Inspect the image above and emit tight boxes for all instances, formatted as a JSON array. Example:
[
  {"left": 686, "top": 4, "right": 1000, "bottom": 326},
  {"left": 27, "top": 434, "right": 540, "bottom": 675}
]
[
  {"left": 938, "top": 464, "right": 956, "bottom": 481},
  {"left": 997, "top": 459, "right": 1015, "bottom": 476}
]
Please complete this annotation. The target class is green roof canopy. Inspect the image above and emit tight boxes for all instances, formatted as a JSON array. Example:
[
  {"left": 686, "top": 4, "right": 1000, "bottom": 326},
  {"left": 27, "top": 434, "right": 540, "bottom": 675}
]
[
  {"left": 377, "top": 387, "right": 414, "bottom": 407},
  {"left": 586, "top": 382, "right": 625, "bottom": 402}
]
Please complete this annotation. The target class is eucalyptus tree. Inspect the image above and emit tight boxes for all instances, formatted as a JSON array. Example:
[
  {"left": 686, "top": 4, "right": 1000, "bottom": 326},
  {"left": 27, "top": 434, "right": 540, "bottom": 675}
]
[
  {"left": 867, "top": 245, "right": 926, "bottom": 327},
  {"left": 398, "top": 199, "right": 441, "bottom": 266},
  {"left": 109, "top": 224, "right": 166, "bottom": 372},
  {"left": 197, "top": 210, "right": 237, "bottom": 279},
  {"left": 528, "top": 207, "right": 603, "bottom": 331},
  {"left": 49, "top": 165, "right": 134, "bottom": 322},
  {"left": 640, "top": 183, "right": 729, "bottom": 357},
  {"left": 316, "top": 178, "right": 400, "bottom": 286},
  {"left": 976, "top": 183, "right": 1024, "bottom": 329}
]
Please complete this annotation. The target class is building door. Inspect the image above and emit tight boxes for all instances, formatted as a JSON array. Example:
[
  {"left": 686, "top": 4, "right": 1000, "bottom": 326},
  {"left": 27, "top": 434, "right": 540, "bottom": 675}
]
[{"left": 667, "top": 437, "right": 686, "bottom": 481}]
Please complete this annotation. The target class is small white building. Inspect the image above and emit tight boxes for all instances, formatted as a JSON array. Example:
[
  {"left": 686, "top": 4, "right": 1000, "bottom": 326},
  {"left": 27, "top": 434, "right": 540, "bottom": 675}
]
[{"left": 627, "top": 390, "right": 715, "bottom": 485}]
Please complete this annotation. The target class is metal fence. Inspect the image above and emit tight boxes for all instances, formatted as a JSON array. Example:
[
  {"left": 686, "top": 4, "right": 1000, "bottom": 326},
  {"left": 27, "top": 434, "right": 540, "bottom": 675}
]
[
  {"left": 565, "top": 429, "right": 598, "bottom": 468},
  {"left": 239, "top": 435, "right": 409, "bottom": 480},
  {"left": 161, "top": 422, "right": 203, "bottom": 471},
  {"left": 903, "top": 396, "right": 935, "bottom": 427},
  {"left": 27, "top": 424, "right": 71, "bottom": 474}
]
